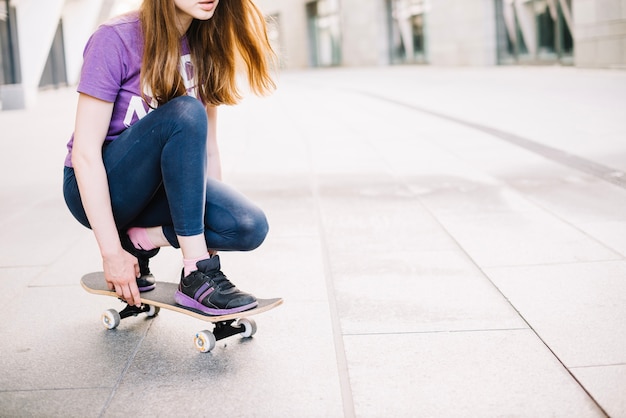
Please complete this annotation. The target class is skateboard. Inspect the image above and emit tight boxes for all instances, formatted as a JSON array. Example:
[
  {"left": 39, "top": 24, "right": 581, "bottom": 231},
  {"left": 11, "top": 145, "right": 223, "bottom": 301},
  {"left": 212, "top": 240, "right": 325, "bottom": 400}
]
[{"left": 81, "top": 272, "right": 283, "bottom": 353}]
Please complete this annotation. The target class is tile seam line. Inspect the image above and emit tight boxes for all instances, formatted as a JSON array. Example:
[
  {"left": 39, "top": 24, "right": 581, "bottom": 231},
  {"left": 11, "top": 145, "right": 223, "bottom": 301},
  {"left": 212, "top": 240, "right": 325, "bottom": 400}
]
[
  {"left": 482, "top": 258, "right": 626, "bottom": 269},
  {"left": 570, "top": 362, "right": 626, "bottom": 369},
  {"left": 0, "top": 386, "right": 112, "bottom": 393},
  {"left": 347, "top": 89, "right": 626, "bottom": 190},
  {"left": 301, "top": 136, "right": 356, "bottom": 416},
  {"left": 98, "top": 321, "right": 153, "bottom": 418},
  {"left": 311, "top": 172, "right": 357, "bottom": 418},
  {"left": 513, "top": 191, "right": 626, "bottom": 259},
  {"left": 343, "top": 327, "right": 530, "bottom": 337},
  {"left": 278, "top": 88, "right": 356, "bottom": 416}
]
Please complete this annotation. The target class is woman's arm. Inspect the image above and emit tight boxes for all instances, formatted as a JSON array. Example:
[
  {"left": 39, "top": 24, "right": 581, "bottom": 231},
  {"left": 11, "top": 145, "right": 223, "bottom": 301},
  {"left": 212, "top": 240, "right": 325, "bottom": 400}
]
[
  {"left": 72, "top": 93, "right": 141, "bottom": 307},
  {"left": 206, "top": 105, "right": 222, "bottom": 180}
]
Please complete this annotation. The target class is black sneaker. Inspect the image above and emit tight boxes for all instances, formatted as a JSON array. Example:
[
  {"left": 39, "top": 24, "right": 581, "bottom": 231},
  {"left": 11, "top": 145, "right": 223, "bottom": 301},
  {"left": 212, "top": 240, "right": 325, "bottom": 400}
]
[
  {"left": 174, "top": 255, "right": 258, "bottom": 315},
  {"left": 120, "top": 232, "right": 159, "bottom": 292}
]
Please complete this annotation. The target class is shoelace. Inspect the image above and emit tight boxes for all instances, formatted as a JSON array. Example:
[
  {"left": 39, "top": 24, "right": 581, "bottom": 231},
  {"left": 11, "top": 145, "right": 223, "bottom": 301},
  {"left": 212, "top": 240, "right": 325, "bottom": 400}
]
[{"left": 206, "top": 270, "right": 235, "bottom": 291}]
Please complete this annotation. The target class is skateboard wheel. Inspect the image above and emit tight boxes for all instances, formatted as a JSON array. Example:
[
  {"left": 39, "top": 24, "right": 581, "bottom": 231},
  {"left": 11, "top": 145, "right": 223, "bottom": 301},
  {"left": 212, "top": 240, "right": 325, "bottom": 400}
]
[
  {"left": 194, "top": 330, "right": 216, "bottom": 353},
  {"left": 146, "top": 305, "right": 160, "bottom": 317},
  {"left": 102, "top": 309, "right": 121, "bottom": 330},
  {"left": 236, "top": 318, "right": 257, "bottom": 338}
]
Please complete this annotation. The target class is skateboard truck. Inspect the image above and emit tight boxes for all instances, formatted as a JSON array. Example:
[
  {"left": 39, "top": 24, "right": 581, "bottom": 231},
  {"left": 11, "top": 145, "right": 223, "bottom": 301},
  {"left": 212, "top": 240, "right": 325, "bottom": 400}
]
[
  {"left": 101, "top": 302, "right": 160, "bottom": 330},
  {"left": 194, "top": 318, "right": 257, "bottom": 353},
  {"left": 101, "top": 301, "right": 257, "bottom": 353}
]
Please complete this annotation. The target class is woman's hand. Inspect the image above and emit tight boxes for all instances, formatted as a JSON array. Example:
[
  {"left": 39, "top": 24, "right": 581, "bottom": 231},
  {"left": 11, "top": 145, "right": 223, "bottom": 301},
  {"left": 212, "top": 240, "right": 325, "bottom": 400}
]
[{"left": 103, "top": 248, "right": 141, "bottom": 307}]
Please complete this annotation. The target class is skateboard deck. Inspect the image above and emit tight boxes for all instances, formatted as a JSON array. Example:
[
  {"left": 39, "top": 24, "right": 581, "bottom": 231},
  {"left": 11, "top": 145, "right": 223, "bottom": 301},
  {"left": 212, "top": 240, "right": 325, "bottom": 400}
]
[{"left": 81, "top": 272, "right": 283, "bottom": 352}]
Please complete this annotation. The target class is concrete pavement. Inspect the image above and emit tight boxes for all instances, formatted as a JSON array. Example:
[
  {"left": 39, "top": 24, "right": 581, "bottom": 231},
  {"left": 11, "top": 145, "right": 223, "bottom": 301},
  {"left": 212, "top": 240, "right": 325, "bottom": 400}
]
[{"left": 1, "top": 66, "right": 625, "bottom": 417}]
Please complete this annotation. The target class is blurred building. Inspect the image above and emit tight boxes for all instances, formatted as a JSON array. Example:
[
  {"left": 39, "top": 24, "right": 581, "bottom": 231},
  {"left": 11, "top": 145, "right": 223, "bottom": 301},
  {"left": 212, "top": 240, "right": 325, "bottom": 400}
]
[
  {"left": 257, "top": 0, "right": 626, "bottom": 70},
  {"left": 2, "top": 0, "right": 624, "bottom": 110},
  {"left": 0, "top": 0, "right": 136, "bottom": 110}
]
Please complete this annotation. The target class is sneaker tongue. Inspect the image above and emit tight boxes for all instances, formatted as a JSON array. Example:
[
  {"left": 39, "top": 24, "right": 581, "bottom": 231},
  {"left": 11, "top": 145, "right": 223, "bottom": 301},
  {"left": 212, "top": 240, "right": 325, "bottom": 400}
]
[
  {"left": 196, "top": 255, "right": 234, "bottom": 290},
  {"left": 196, "top": 255, "right": 221, "bottom": 273}
]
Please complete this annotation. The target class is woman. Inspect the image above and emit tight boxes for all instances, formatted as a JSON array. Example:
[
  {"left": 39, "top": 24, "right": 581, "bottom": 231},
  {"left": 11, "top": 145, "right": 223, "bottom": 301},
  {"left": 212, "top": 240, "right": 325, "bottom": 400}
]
[{"left": 63, "top": 0, "right": 275, "bottom": 314}]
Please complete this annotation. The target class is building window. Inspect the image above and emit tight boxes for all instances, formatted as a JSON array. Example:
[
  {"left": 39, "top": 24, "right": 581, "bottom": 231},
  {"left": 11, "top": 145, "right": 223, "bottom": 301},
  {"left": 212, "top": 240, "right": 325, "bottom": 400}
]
[
  {"left": 39, "top": 20, "right": 67, "bottom": 88},
  {"left": 495, "top": 0, "right": 573, "bottom": 64},
  {"left": 306, "top": 0, "right": 341, "bottom": 67},
  {"left": 0, "top": 0, "right": 20, "bottom": 85},
  {"left": 388, "top": 0, "right": 428, "bottom": 64}
]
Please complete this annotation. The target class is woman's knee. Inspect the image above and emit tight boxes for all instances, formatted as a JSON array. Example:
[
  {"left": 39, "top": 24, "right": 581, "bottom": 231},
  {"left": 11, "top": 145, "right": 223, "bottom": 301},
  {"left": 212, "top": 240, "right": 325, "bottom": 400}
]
[
  {"left": 164, "top": 96, "right": 208, "bottom": 137},
  {"left": 168, "top": 95, "right": 205, "bottom": 117},
  {"left": 238, "top": 209, "right": 269, "bottom": 251}
]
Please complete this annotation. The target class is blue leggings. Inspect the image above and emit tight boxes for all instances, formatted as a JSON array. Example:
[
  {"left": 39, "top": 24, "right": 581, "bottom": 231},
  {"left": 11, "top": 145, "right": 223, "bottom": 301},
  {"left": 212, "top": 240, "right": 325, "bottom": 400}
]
[{"left": 63, "top": 96, "right": 268, "bottom": 251}]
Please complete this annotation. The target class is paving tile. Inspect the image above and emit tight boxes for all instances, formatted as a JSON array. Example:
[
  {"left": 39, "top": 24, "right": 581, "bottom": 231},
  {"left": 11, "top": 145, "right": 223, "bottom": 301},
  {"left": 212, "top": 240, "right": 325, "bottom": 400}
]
[
  {"left": 219, "top": 235, "right": 328, "bottom": 302},
  {"left": 344, "top": 330, "right": 603, "bottom": 417},
  {"left": 485, "top": 261, "right": 626, "bottom": 367},
  {"left": 502, "top": 174, "right": 626, "bottom": 256},
  {"left": 409, "top": 169, "right": 622, "bottom": 267},
  {"left": 238, "top": 184, "right": 320, "bottom": 240},
  {"left": 0, "top": 285, "right": 146, "bottom": 392},
  {"left": 429, "top": 209, "right": 621, "bottom": 267},
  {"left": 0, "top": 389, "right": 110, "bottom": 418},
  {"left": 27, "top": 231, "right": 101, "bottom": 287},
  {"left": 0, "top": 266, "right": 44, "bottom": 306},
  {"left": 571, "top": 365, "right": 626, "bottom": 418},
  {"left": 103, "top": 300, "right": 344, "bottom": 417},
  {"left": 577, "top": 220, "right": 626, "bottom": 257},
  {"left": 433, "top": 130, "right": 555, "bottom": 175},
  {"left": 0, "top": 185, "right": 51, "bottom": 232},
  {"left": 220, "top": 123, "right": 310, "bottom": 177},
  {"left": 0, "top": 195, "right": 85, "bottom": 267},
  {"left": 510, "top": 172, "right": 626, "bottom": 224},
  {"left": 330, "top": 248, "right": 525, "bottom": 334},
  {"left": 410, "top": 174, "right": 538, "bottom": 216},
  {"left": 318, "top": 190, "right": 459, "bottom": 254},
  {"left": 26, "top": 231, "right": 182, "bottom": 288}
]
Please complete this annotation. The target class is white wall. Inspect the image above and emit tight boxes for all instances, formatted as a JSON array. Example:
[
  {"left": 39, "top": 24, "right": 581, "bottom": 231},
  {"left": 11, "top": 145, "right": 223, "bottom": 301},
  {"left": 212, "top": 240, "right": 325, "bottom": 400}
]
[
  {"left": 256, "top": 0, "right": 310, "bottom": 68},
  {"left": 11, "top": 0, "right": 66, "bottom": 106},
  {"left": 2, "top": 0, "right": 107, "bottom": 109},
  {"left": 427, "top": 0, "right": 497, "bottom": 66},
  {"left": 574, "top": 0, "right": 626, "bottom": 69},
  {"left": 340, "top": 0, "right": 387, "bottom": 66},
  {"left": 62, "top": 0, "right": 106, "bottom": 85}
]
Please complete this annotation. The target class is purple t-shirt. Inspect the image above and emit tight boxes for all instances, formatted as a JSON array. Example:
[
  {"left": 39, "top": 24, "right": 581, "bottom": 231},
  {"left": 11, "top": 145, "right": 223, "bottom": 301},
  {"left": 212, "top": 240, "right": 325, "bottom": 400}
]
[{"left": 65, "top": 12, "right": 199, "bottom": 167}]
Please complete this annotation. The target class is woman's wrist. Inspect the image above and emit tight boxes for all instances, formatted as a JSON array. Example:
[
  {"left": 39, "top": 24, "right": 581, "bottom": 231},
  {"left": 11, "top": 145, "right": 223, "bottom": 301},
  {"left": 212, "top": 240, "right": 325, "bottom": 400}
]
[{"left": 98, "top": 236, "right": 124, "bottom": 259}]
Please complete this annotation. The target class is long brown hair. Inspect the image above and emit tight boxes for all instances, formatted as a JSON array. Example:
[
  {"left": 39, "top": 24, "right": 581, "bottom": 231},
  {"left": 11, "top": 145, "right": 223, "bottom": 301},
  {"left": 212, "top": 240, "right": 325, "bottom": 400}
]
[{"left": 140, "top": 0, "right": 276, "bottom": 106}]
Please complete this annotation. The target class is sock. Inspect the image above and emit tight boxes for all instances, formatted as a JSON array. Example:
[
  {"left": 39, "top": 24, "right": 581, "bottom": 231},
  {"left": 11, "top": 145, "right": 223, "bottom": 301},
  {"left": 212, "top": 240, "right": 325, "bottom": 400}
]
[
  {"left": 183, "top": 253, "right": 211, "bottom": 276},
  {"left": 128, "top": 227, "right": 157, "bottom": 251}
]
